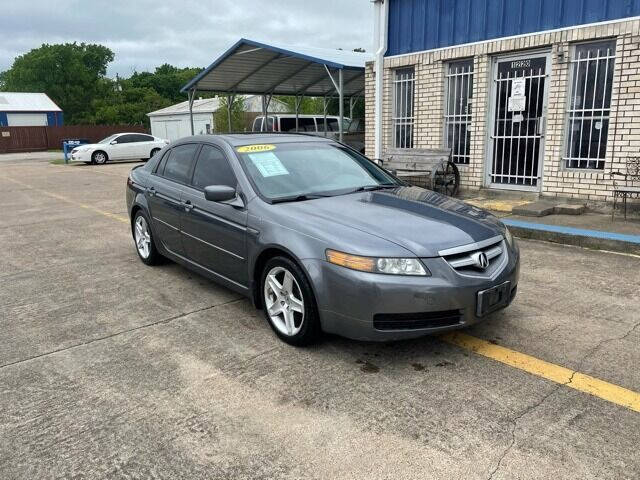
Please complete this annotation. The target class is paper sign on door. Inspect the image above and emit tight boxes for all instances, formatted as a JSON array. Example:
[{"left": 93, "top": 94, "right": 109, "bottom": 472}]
[{"left": 511, "top": 78, "right": 526, "bottom": 97}]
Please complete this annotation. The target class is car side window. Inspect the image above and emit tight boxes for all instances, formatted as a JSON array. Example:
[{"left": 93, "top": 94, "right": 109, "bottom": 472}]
[
  {"left": 162, "top": 144, "right": 199, "bottom": 184},
  {"left": 155, "top": 149, "right": 171, "bottom": 175},
  {"left": 135, "top": 134, "right": 153, "bottom": 142},
  {"left": 191, "top": 145, "right": 237, "bottom": 190},
  {"left": 116, "top": 134, "right": 134, "bottom": 144}
]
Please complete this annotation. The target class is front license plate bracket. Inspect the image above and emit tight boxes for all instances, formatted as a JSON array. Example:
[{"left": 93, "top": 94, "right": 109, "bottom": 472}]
[{"left": 477, "top": 281, "right": 511, "bottom": 317}]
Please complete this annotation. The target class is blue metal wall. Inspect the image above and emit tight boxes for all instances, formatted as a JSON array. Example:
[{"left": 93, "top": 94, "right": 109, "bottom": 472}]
[
  {"left": 46, "top": 111, "right": 64, "bottom": 126},
  {"left": 0, "top": 111, "right": 63, "bottom": 126},
  {"left": 387, "top": 0, "right": 640, "bottom": 56}
]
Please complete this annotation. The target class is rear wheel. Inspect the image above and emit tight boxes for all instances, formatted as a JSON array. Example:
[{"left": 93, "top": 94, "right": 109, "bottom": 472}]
[
  {"left": 92, "top": 151, "right": 108, "bottom": 165},
  {"left": 261, "top": 256, "right": 320, "bottom": 346},
  {"left": 132, "top": 210, "right": 161, "bottom": 265}
]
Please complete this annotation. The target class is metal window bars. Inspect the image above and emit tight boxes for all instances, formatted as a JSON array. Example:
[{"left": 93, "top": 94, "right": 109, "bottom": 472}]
[
  {"left": 392, "top": 68, "right": 415, "bottom": 149},
  {"left": 444, "top": 60, "right": 473, "bottom": 164},
  {"left": 564, "top": 41, "right": 616, "bottom": 170}
]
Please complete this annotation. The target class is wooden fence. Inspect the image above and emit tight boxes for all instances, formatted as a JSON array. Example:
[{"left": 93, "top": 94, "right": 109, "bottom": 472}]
[{"left": 0, "top": 125, "right": 149, "bottom": 153}]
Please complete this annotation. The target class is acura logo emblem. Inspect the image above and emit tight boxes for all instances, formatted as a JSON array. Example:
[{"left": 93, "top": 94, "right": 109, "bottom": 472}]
[{"left": 472, "top": 252, "right": 489, "bottom": 269}]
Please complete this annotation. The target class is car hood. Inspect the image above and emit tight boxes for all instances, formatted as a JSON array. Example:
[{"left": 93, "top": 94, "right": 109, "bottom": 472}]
[
  {"left": 73, "top": 143, "right": 102, "bottom": 150},
  {"left": 276, "top": 186, "right": 505, "bottom": 257}
]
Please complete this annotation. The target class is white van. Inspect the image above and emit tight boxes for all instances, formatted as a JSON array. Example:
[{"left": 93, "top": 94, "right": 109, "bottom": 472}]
[
  {"left": 251, "top": 114, "right": 350, "bottom": 134},
  {"left": 251, "top": 114, "right": 364, "bottom": 153}
]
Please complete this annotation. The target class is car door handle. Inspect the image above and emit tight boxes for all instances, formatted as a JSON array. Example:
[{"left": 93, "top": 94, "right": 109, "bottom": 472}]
[
  {"left": 147, "top": 186, "right": 156, "bottom": 197},
  {"left": 182, "top": 200, "right": 194, "bottom": 212}
]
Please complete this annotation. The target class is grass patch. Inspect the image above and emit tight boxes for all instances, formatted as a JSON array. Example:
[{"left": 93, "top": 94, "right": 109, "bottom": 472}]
[{"left": 50, "top": 158, "right": 68, "bottom": 165}]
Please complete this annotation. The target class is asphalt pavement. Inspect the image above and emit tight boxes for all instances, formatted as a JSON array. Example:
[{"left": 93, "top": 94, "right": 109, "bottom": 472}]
[{"left": 1, "top": 157, "right": 639, "bottom": 480}]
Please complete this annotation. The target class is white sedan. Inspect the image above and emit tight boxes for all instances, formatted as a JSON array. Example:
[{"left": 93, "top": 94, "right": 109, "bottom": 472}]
[{"left": 70, "top": 133, "right": 169, "bottom": 165}]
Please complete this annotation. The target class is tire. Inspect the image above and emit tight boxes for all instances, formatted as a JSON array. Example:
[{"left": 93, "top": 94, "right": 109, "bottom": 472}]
[
  {"left": 260, "top": 256, "right": 321, "bottom": 346},
  {"left": 132, "top": 210, "right": 161, "bottom": 265},
  {"left": 92, "top": 150, "right": 108, "bottom": 165}
]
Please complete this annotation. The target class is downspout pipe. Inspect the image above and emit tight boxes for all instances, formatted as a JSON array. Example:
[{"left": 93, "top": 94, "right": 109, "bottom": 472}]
[{"left": 372, "top": 0, "right": 388, "bottom": 161}]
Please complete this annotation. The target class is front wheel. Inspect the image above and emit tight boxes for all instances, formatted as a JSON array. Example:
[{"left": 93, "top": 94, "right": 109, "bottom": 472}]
[
  {"left": 132, "top": 210, "right": 161, "bottom": 265},
  {"left": 261, "top": 256, "right": 321, "bottom": 346},
  {"left": 92, "top": 151, "right": 108, "bottom": 165}
]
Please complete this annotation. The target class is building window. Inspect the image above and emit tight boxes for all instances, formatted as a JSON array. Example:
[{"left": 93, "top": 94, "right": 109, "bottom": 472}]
[
  {"left": 564, "top": 41, "right": 615, "bottom": 169},
  {"left": 444, "top": 59, "right": 474, "bottom": 164},
  {"left": 393, "top": 67, "right": 415, "bottom": 148}
]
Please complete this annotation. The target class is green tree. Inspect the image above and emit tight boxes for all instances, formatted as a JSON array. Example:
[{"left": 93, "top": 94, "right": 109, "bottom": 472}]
[
  {"left": 127, "top": 64, "right": 207, "bottom": 103},
  {"left": 0, "top": 43, "right": 114, "bottom": 124},
  {"left": 91, "top": 85, "right": 171, "bottom": 127},
  {"left": 275, "top": 96, "right": 324, "bottom": 115},
  {"left": 213, "top": 96, "right": 247, "bottom": 132}
]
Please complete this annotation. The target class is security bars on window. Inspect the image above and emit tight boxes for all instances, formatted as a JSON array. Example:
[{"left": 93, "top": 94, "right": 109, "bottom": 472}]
[
  {"left": 444, "top": 60, "right": 473, "bottom": 164},
  {"left": 564, "top": 41, "right": 615, "bottom": 170},
  {"left": 393, "top": 68, "right": 415, "bottom": 149}
]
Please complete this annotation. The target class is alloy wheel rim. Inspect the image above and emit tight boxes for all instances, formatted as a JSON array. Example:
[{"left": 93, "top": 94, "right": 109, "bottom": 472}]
[
  {"left": 263, "top": 266, "right": 304, "bottom": 336},
  {"left": 134, "top": 216, "right": 151, "bottom": 258},
  {"left": 95, "top": 153, "right": 106, "bottom": 163}
]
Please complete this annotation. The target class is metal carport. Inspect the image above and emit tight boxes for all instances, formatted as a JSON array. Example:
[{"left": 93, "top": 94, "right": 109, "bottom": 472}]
[{"left": 180, "top": 38, "right": 371, "bottom": 142}]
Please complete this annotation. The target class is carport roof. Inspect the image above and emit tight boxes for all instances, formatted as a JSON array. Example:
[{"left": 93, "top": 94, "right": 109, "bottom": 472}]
[{"left": 181, "top": 38, "right": 371, "bottom": 97}]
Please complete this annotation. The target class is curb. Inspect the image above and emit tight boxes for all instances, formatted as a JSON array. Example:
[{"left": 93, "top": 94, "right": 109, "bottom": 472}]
[{"left": 502, "top": 219, "right": 640, "bottom": 255}]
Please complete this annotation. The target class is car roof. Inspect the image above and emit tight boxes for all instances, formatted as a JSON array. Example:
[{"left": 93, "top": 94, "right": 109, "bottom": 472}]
[
  {"left": 115, "top": 132, "right": 153, "bottom": 136},
  {"left": 175, "top": 133, "right": 335, "bottom": 148}
]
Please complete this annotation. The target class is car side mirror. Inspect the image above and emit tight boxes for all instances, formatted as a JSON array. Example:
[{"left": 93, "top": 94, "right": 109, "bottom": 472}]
[
  {"left": 110, "top": 140, "right": 117, "bottom": 145},
  {"left": 204, "top": 185, "right": 237, "bottom": 202}
]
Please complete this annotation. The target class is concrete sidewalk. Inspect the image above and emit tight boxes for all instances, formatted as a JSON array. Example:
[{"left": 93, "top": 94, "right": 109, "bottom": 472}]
[{"left": 466, "top": 196, "right": 640, "bottom": 254}]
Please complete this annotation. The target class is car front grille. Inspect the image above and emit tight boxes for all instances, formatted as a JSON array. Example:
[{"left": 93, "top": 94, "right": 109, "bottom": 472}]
[
  {"left": 439, "top": 235, "right": 506, "bottom": 277},
  {"left": 373, "top": 310, "right": 463, "bottom": 331}
]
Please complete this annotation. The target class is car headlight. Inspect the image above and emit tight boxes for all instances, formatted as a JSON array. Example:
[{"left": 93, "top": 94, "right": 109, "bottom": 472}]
[
  {"left": 326, "top": 249, "right": 430, "bottom": 276},
  {"left": 504, "top": 227, "right": 514, "bottom": 247}
]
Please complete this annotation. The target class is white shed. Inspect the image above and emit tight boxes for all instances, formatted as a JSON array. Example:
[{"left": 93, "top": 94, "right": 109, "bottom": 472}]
[{"left": 147, "top": 95, "right": 288, "bottom": 141}]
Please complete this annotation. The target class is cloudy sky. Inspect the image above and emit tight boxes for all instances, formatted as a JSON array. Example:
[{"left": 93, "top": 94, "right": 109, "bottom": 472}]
[{"left": 0, "top": 0, "right": 373, "bottom": 77}]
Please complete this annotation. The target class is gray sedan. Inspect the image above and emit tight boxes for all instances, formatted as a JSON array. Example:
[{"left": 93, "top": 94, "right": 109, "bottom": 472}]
[{"left": 126, "top": 134, "right": 519, "bottom": 345}]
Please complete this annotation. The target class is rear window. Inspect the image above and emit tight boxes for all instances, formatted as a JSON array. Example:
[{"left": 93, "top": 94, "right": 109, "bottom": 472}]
[{"left": 280, "top": 117, "right": 316, "bottom": 132}]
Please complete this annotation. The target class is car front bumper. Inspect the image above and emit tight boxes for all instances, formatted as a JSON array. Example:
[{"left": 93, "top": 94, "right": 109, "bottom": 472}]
[
  {"left": 69, "top": 150, "right": 90, "bottom": 162},
  {"left": 302, "top": 242, "right": 520, "bottom": 341}
]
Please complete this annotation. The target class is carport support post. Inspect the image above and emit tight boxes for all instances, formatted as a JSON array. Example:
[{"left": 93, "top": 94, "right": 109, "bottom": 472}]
[
  {"left": 261, "top": 95, "right": 267, "bottom": 131},
  {"left": 323, "top": 96, "right": 328, "bottom": 138},
  {"left": 226, "top": 94, "right": 236, "bottom": 133},
  {"left": 188, "top": 89, "right": 196, "bottom": 136},
  {"left": 338, "top": 69, "right": 344, "bottom": 143},
  {"left": 294, "top": 95, "right": 302, "bottom": 132}
]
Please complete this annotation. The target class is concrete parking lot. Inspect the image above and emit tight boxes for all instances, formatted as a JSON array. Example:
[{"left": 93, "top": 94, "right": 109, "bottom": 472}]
[{"left": 1, "top": 155, "right": 639, "bottom": 480}]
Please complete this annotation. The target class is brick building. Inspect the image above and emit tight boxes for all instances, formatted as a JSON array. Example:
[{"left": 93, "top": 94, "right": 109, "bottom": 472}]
[{"left": 367, "top": 0, "right": 640, "bottom": 204}]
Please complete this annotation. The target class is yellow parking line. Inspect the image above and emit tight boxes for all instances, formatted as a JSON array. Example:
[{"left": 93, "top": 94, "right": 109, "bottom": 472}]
[
  {"left": 5, "top": 175, "right": 640, "bottom": 413},
  {"left": 442, "top": 332, "right": 640, "bottom": 413},
  {"left": 4, "top": 176, "right": 129, "bottom": 224}
]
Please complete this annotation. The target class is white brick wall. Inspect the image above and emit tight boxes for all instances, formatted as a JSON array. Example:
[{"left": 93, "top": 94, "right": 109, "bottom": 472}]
[{"left": 365, "top": 18, "right": 640, "bottom": 203}]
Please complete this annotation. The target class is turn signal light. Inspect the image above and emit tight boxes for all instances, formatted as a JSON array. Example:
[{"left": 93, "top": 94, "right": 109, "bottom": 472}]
[{"left": 326, "top": 250, "right": 376, "bottom": 272}]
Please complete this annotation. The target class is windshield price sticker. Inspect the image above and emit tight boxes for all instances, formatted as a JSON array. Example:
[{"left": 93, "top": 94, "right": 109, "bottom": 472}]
[
  {"left": 237, "top": 144, "right": 276, "bottom": 153},
  {"left": 248, "top": 152, "right": 289, "bottom": 177}
]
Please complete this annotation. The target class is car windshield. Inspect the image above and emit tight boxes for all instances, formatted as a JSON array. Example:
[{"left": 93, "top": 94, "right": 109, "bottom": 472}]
[
  {"left": 98, "top": 134, "right": 119, "bottom": 144},
  {"left": 235, "top": 142, "right": 399, "bottom": 201}
]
